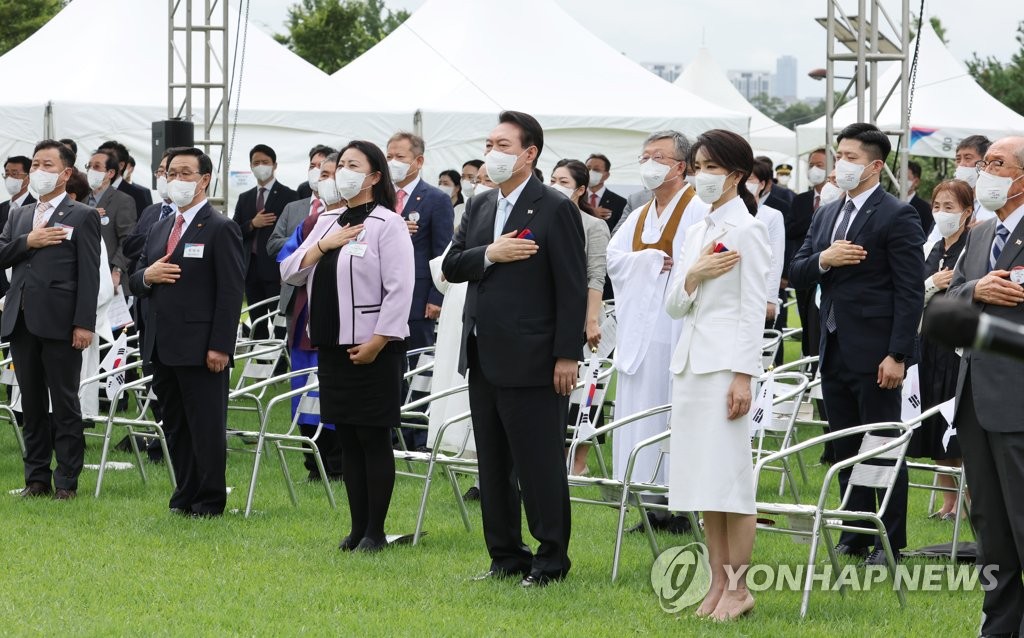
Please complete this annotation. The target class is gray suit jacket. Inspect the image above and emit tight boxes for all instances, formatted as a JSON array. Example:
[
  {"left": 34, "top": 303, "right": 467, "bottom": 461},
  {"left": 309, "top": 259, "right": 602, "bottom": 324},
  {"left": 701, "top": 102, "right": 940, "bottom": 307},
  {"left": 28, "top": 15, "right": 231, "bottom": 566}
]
[
  {"left": 267, "top": 196, "right": 314, "bottom": 314},
  {"left": 947, "top": 216, "right": 1024, "bottom": 432},
  {"left": 612, "top": 188, "right": 653, "bottom": 235},
  {"left": 93, "top": 186, "right": 138, "bottom": 272}
]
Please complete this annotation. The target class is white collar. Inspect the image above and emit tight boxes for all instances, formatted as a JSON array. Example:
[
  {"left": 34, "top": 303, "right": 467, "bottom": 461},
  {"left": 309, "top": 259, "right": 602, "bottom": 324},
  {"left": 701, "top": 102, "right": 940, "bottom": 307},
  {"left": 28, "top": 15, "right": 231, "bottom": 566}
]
[
  {"left": 257, "top": 178, "right": 276, "bottom": 193},
  {"left": 397, "top": 174, "right": 421, "bottom": 196},
  {"left": 706, "top": 195, "right": 748, "bottom": 229},
  {"left": 997, "top": 203, "right": 1024, "bottom": 236},
  {"left": 498, "top": 178, "right": 530, "bottom": 210},
  {"left": 843, "top": 183, "right": 881, "bottom": 212}
]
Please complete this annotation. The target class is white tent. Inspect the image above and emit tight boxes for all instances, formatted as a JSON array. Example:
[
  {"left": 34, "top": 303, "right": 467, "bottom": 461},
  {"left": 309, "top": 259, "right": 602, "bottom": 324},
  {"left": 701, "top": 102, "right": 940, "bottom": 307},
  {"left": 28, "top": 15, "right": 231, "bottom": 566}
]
[
  {"left": 796, "top": 21, "right": 1024, "bottom": 158},
  {"left": 0, "top": 0, "right": 405, "bottom": 207},
  {"left": 327, "top": 0, "right": 749, "bottom": 184},
  {"left": 674, "top": 46, "right": 796, "bottom": 165}
]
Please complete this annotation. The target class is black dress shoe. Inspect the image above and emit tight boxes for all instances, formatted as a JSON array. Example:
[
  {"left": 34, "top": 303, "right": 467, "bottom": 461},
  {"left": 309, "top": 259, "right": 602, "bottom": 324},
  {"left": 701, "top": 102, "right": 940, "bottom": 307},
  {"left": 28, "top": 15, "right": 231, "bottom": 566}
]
[
  {"left": 463, "top": 486, "right": 481, "bottom": 501},
  {"left": 20, "top": 482, "right": 51, "bottom": 498},
  {"left": 353, "top": 536, "right": 388, "bottom": 553},
  {"left": 834, "top": 543, "right": 870, "bottom": 558},
  {"left": 471, "top": 567, "right": 530, "bottom": 582},
  {"left": 169, "top": 507, "right": 189, "bottom": 516},
  {"left": 53, "top": 488, "right": 76, "bottom": 500},
  {"left": 664, "top": 514, "right": 693, "bottom": 535},
  {"left": 861, "top": 548, "right": 900, "bottom": 567},
  {"left": 338, "top": 535, "right": 358, "bottom": 551},
  {"left": 188, "top": 510, "right": 223, "bottom": 519},
  {"left": 520, "top": 573, "right": 561, "bottom": 588}
]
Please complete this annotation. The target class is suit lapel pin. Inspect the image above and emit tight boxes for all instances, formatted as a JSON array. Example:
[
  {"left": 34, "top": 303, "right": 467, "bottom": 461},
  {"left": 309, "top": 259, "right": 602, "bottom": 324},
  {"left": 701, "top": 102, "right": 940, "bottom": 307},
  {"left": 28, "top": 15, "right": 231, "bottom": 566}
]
[
  {"left": 416, "top": 196, "right": 422, "bottom": 201},
  {"left": 1016, "top": 239, "right": 1022, "bottom": 246},
  {"left": 58, "top": 212, "right": 64, "bottom": 216},
  {"left": 527, "top": 209, "right": 533, "bottom": 216}
]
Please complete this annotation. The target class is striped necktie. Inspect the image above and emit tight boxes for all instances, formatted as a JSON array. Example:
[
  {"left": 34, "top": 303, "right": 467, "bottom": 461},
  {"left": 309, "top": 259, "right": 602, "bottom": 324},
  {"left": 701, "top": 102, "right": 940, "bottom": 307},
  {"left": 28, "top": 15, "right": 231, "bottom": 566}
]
[
  {"left": 991, "top": 223, "right": 1010, "bottom": 270},
  {"left": 825, "top": 200, "right": 858, "bottom": 333}
]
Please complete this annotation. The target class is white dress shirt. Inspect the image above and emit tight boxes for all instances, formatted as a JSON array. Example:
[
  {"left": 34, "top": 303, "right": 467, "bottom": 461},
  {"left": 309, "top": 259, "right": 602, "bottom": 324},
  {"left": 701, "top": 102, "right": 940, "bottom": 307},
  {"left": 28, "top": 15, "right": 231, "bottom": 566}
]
[
  {"left": 36, "top": 192, "right": 67, "bottom": 224},
  {"left": 483, "top": 178, "right": 530, "bottom": 268},
  {"left": 12, "top": 191, "right": 30, "bottom": 207},
  {"left": 588, "top": 184, "right": 606, "bottom": 206},
  {"left": 177, "top": 198, "right": 208, "bottom": 234},
  {"left": 396, "top": 174, "right": 421, "bottom": 201}
]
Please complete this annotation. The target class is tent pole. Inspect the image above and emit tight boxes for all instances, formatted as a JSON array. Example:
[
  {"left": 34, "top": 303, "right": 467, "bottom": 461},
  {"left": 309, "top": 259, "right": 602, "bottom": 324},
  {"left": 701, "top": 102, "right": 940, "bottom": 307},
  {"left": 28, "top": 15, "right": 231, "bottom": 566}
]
[
  {"left": 413, "top": 109, "right": 423, "bottom": 138},
  {"left": 43, "top": 102, "right": 54, "bottom": 139}
]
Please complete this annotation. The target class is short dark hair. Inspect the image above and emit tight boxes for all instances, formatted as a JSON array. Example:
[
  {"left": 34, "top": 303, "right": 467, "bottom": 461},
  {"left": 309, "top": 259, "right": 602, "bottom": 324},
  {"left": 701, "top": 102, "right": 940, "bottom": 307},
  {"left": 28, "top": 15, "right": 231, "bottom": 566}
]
[
  {"left": 5, "top": 156, "right": 30, "bottom": 174},
  {"left": 338, "top": 140, "right": 396, "bottom": 211},
  {"left": 956, "top": 135, "right": 991, "bottom": 158},
  {"left": 58, "top": 138, "right": 78, "bottom": 155},
  {"left": 587, "top": 153, "right": 611, "bottom": 172},
  {"left": 751, "top": 158, "right": 774, "bottom": 184},
  {"left": 309, "top": 144, "right": 336, "bottom": 161},
  {"left": 167, "top": 147, "right": 214, "bottom": 176},
  {"left": 98, "top": 140, "right": 130, "bottom": 171},
  {"left": 533, "top": 167, "right": 544, "bottom": 182},
  {"left": 498, "top": 110, "right": 544, "bottom": 159},
  {"left": 89, "top": 149, "right": 119, "bottom": 173},
  {"left": 65, "top": 168, "right": 91, "bottom": 202},
  {"left": 249, "top": 144, "right": 276, "bottom": 164},
  {"left": 808, "top": 147, "right": 827, "bottom": 160},
  {"left": 689, "top": 129, "right": 757, "bottom": 215},
  {"left": 836, "top": 122, "right": 891, "bottom": 161},
  {"left": 907, "top": 160, "right": 922, "bottom": 180},
  {"left": 126, "top": 155, "right": 136, "bottom": 168},
  {"left": 462, "top": 159, "right": 483, "bottom": 170},
  {"left": 33, "top": 139, "right": 76, "bottom": 168}
]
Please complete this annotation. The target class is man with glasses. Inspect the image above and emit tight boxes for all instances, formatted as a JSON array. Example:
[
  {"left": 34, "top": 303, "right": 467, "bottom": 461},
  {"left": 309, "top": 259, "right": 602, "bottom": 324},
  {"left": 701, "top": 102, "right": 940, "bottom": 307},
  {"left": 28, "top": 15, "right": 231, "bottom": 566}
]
[
  {"left": 84, "top": 149, "right": 137, "bottom": 292},
  {"left": 0, "top": 156, "right": 34, "bottom": 300},
  {"left": 605, "top": 130, "right": 708, "bottom": 534},
  {"left": 948, "top": 136, "right": 1024, "bottom": 637},
  {"left": 130, "top": 147, "right": 244, "bottom": 517}
]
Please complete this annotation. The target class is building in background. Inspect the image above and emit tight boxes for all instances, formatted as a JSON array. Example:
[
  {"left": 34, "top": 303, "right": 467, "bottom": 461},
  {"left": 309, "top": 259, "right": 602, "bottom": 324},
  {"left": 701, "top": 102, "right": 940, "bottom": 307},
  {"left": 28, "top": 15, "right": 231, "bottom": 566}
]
[
  {"left": 642, "top": 61, "right": 684, "bottom": 83},
  {"left": 775, "top": 55, "right": 798, "bottom": 103},
  {"left": 728, "top": 69, "right": 773, "bottom": 101}
]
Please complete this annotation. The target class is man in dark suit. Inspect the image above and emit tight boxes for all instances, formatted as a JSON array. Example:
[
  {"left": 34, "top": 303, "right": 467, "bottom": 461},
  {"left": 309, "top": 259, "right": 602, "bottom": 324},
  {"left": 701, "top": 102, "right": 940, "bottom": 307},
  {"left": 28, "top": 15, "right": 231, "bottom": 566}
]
[
  {"left": 0, "top": 155, "right": 35, "bottom": 299},
  {"left": 584, "top": 153, "right": 627, "bottom": 299},
  {"left": 905, "top": 160, "right": 934, "bottom": 236},
  {"left": 947, "top": 135, "right": 1024, "bottom": 637},
  {"left": 129, "top": 147, "right": 245, "bottom": 517},
  {"left": 0, "top": 139, "right": 101, "bottom": 499},
  {"left": 98, "top": 140, "right": 153, "bottom": 214},
  {"left": 789, "top": 149, "right": 827, "bottom": 351},
  {"left": 294, "top": 144, "right": 334, "bottom": 201},
  {"left": 790, "top": 123, "right": 924, "bottom": 566},
  {"left": 85, "top": 149, "right": 138, "bottom": 289},
  {"left": 443, "top": 111, "right": 587, "bottom": 587},
  {"left": 233, "top": 144, "right": 298, "bottom": 341}
]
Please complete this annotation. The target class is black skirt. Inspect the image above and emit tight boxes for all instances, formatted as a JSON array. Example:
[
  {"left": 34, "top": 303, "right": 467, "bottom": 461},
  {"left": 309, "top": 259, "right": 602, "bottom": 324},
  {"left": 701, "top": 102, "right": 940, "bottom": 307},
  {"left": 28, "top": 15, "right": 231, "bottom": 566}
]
[
  {"left": 317, "top": 340, "right": 406, "bottom": 427},
  {"left": 907, "top": 334, "right": 962, "bottom": 460}
]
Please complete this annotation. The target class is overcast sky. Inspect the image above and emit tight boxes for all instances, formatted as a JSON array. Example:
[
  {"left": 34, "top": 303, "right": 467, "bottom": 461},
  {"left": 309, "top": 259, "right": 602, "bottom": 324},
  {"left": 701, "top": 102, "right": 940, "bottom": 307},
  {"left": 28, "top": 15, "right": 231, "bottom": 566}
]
[{"left": 247, "top": 0, "right": 1022, "bottom": 99}]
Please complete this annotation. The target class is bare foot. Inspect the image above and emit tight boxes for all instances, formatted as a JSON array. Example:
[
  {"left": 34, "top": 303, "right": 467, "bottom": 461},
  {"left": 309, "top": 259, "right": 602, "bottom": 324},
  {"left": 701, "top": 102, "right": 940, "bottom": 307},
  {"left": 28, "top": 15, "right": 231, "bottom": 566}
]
[
  {"left": 695, "top": 587, "right": 723, "bottom": 618},
  {"left": 711, "top": 591, "right": 755, "bottom": 621}
]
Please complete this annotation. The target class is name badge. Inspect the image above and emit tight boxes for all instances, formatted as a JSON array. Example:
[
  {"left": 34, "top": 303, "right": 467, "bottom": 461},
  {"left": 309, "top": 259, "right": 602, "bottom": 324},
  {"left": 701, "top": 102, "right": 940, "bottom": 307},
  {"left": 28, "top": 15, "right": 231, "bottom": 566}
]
[
  {"left": 100, "top": 215, "right": 110, "bottom": 226},
  {"left": 54, "top": 223, "right": 73, "bottom": 240},
  {"left": 183, "top": 243, "right": 205, "bottom": 258},
  {"left": 343, "top": 242, "right": 367, "bottom": 258},
  {"left": 1011, "top": 266, "right": 1024, "bottom": 286}
]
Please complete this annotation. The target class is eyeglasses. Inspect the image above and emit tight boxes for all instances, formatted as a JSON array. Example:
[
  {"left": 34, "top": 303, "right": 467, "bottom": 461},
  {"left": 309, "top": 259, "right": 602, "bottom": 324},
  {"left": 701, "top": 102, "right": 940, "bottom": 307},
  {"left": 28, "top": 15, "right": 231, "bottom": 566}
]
[
  {"left": 638, "top": 153, "right": 681, "bottom": 165},
  {"left": 975, "top": 159, "right": 1024, "bottom": 173},
  {"left": 3, "top": 173, "right": 24, "bottom": 179},
  {"left": 154, "top": 169, "right": 166, "bottom": 178},
  {"left": 166, "top": 170, "right": 200, "bottom": 180}
]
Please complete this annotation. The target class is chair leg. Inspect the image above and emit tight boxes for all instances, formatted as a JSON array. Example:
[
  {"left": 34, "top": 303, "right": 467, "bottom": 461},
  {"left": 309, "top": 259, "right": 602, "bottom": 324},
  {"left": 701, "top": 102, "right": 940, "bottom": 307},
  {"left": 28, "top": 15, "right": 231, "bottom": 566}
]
[
  {"left": 445, "top": 467, "right": 471, "bottom": 532},
  {"left": 800, "top": 514, "right": 825, "bottom": 619},
  {"left": 156, "top": 425, "right": 176, "bottom": 490},
  {"left": 820, "top": 525, "right": 845, "bottom": 597},
  {"left": 275, "top": 441, "right": 298, "bottom": 506},
  {"left": 413, "top": 458, "right": 435, "bottom": 545},
  {"left": 927, "top": 471, "right": 939, "bottom": 515},
  {"left": 951, "top": 472, "right": 967, "bottom": 563},
  {"left": 243, "top": 436, "right": 266, "bottom": 518},
  {"left": 126, "top": 427, "right": 148, "bottom": 484},
  {"left": 94, "top": 419, "right": 115, "bottom": 498},
  {"left": 309, "top": 443, "right": 336, "bottom": 509},
  {"left": 611, "top": 483, "right": 634, "bottom": 583},
  {"left": 874, "top": 521, "right": 905, "bottom": 608}
]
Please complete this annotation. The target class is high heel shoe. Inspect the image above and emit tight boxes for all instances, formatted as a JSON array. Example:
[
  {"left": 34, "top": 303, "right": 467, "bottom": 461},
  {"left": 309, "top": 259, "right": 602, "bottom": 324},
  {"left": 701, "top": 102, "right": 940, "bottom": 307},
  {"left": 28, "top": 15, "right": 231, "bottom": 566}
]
[
  {"left": 338, "top": 535, "right": 358, "bottom": 551},
  {"left": 354, "top": 536, "right": 389, "bottom": 553}
]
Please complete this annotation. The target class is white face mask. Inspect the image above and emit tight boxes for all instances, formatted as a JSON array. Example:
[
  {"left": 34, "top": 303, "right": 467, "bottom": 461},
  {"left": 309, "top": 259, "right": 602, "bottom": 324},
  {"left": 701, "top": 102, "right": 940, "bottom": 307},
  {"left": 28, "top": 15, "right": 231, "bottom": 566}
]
[
  {"left": 4, "top": 176, "right": 24, "bottom": 196},
  {"left": 588, "top": 170, "right": 603, "bottom": 188},
  {"left": 933, "top": 211, "right": 965, "bottom": 239},
  {"left": 318, "top": 177, "right": 342, "bottom": 205},
  {"left": 156, "top": 175, "right": 169, "bottom": 200},
  {"left": 818, "top": 181, "right": 844, "bottom": 205},
  {"left": 694, "top": 171, "right": 733, "bottom": 205},
  {"left": 461, "top": 180, "right": 476, "bottom": 198},
  {"left": 252, "top": 164, "right": 273, "bottom": 182},
  {"left": 639, "top": 159, "right": 677, "bottom": 190},
  {"left": 474, "top": 184, "right": 494, "bottom": 197},
  {"left": 335, "top": 167, "right": 369, "bottom": 201},
  {"left": 777, "top": 174, "right": 791, "bottom": 187},
  {"left": 807, "top": 166, "right": 827, "bottom": 186},
  {"left": 976, "top": 170, "right": 1024, "bottom": 211},
  {"left": 439, "top": 184, "right": 455, "bottom": 198},
  {"left": 745, "top": 181, "right": 761, "bottom": 196},
  {"left": 551, "top": 183, "right": 575, "bottom": 199},
  {"left": 834, "top": 158, "right": 871, "bottom": 191},
  {"left": 388, "top": 159, "right": 411, "bottom": 183},
  {"left": 954, "top": 165, "right": 979, "bottom": 188},
  {"left": 484, "top": 150, "right": 522, "bottom": 185},
  {"left": 684, "top": 174, "right": 697, "bottom": 187},
  {"left": 308, "top": 168, "right": 320, "bottom": 193},
  {"left": 167, "top": 178, "right": 199, "bottom": 208},
  {"left": 87, "top": 168, "right": 107, "bottom": 191},
  {"left": 29, "top": 169, "right": 61, "bottom": 196}
]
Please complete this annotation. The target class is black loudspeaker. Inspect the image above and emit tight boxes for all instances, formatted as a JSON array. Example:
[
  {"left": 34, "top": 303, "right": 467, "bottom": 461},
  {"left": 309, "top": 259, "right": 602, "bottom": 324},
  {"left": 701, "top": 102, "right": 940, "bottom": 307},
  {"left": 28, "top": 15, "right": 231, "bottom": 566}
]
[{"left": 151, "top": 119, "right": 194, "bottom": 185}]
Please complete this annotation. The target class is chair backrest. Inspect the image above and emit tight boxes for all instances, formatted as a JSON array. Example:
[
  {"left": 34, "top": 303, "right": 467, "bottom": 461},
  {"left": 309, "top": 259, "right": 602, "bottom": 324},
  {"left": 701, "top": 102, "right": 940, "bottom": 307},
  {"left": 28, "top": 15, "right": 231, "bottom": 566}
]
[
  {"left": 844, "top": 426, "right": 912, "bottom": 516},
  {"left": 762, "top": 329, "right": 783, "bottom": 370},
  {"left": 404, "top": 347, "right": 436, "bottom": 403},
  {"left": 293, "top": 373, "right": 321, "bottom": 429},
  {"left": 233, "top": 342, "right": 286, "bottom": 392}
]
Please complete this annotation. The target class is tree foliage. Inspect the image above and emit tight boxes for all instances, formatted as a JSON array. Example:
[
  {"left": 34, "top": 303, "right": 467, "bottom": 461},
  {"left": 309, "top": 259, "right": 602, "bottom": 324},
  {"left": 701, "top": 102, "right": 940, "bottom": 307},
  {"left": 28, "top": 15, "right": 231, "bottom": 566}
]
[
  {"left": 966, "top": 20, "right": 1024, "bottom": 117},
  {"left": 0, "top": 0, "right": 65, "bottom": 57},
  {"left": 274, "top": 0, "right": 410, "bottom": 74},
  {"left": 750, "top": 93, "right": 831, "bottom": 131}
]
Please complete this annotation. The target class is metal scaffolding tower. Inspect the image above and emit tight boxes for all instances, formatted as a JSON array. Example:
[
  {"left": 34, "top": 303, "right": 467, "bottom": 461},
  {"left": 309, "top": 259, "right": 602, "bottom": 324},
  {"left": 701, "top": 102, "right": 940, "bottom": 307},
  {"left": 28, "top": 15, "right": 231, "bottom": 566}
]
[
  {"left": 168, "top": 0, "right": 230, "bottom": 207},
  {"left": 820, "top": 0, "right": 912, "bottom": 195}
]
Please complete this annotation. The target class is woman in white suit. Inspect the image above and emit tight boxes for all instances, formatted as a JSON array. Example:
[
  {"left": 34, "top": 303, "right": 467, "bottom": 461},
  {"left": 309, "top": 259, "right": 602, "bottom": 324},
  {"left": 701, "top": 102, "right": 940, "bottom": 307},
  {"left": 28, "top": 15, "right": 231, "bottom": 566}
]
[{"left": 665, "top": 129, "right": 771, "bottom": 621}]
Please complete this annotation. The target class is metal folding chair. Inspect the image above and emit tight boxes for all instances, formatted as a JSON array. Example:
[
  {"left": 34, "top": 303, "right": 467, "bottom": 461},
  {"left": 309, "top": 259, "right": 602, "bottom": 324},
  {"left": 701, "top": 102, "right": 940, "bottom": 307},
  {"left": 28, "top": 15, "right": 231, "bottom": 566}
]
[
  {"left": 751, "top": 372, "right": 810, "bottom": 500},
  {"left": 0, "top": 349, "right": 24, "bottom": 455}
]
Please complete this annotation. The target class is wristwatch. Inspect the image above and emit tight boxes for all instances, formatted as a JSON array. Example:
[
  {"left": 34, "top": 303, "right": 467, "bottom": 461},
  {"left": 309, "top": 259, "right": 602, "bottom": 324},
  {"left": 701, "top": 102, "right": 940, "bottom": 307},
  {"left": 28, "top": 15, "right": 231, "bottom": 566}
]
[{"left": 888, "top": 352, "right": 906, "bottom": 363}]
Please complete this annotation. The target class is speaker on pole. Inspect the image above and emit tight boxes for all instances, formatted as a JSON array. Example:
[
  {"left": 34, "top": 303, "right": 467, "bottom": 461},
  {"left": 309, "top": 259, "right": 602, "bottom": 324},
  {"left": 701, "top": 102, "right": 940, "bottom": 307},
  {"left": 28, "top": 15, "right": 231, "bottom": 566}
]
[{"left": 151, "top": 119, "right": 194, "bottom": 187}]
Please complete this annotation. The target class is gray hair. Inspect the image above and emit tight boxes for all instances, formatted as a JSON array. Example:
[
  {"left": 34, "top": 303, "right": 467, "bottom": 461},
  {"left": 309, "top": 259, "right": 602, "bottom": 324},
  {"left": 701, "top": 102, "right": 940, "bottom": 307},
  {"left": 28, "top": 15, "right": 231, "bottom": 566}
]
[
  {"left": 642, "top": 130, "right": 691, "bottom": 162},
  {"left": 321, "top": 152, "right": 340, "bottom": 167},
  {"left": 387, "top": 131, "right": 425, "bottom": 157}
]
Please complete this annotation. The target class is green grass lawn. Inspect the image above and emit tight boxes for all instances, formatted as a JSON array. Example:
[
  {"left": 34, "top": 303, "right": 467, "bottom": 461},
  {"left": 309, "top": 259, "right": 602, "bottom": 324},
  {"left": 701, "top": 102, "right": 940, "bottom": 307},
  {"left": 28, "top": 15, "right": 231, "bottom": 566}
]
[{"left": 0, "top": 329, "right": 983, "bottom": 636}]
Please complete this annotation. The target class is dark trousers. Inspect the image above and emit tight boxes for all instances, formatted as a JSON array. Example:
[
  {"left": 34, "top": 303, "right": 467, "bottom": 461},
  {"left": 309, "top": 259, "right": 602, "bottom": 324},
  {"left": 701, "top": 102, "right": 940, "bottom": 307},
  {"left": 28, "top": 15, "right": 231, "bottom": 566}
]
[
  {"left": 152, "top": 351, "right": 229, "bottom": 515},
  {"left": 821, "top": 332, "right": 908, "bottom": 550},
  {"left": 11, "top": 312, "right": 84, "bottom": 490},
  {"left": 957, "top": 372, "right": 1024, "bottom": 636},
  {"left": 467, "top": 337, "right": 571, "bottom": 578},
  {"left": 244, "top": 262, "right": 281, "bottom": 342}
]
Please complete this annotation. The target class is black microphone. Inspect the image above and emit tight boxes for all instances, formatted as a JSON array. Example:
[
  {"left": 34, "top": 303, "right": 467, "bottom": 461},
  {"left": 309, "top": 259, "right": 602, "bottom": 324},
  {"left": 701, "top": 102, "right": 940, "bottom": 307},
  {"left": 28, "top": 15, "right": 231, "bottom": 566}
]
[{"left": 923, "top": 297, "right": 1024, "bottom": 362}]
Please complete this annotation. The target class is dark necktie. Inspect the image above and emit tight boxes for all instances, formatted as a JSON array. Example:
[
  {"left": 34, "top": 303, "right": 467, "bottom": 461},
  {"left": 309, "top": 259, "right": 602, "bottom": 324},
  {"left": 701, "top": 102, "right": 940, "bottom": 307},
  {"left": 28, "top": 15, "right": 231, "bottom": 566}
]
[
  {"left": 991, "top": 223, "right": 1010, "bottom": 270},
  {"left": 252, "top": 187, "right": 267, "bottom": 254},
  {"left": 159, "top": 204, "right": 174, "bottom": 220},
  {"left": 825, "top": 200, "right": 857, "bottom": 333}
]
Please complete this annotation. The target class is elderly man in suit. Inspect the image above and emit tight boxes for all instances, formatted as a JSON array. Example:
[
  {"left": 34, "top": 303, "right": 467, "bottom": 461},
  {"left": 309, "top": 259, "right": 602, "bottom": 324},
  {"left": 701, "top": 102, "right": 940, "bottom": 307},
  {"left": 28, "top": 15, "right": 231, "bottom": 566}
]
[
  {"left": 0, "top": 139, "right": 101, "bottom": 499},
  {"left": 947, "top": 135, "right": 1024, "bottom": 638},
  {"left": 130, "top": 147, "right": 245, "bottom": 517},
  {"left": 790, "top": 123, "right": 924, "bottom": 566},
  {"left": 85, "top": 149, "right": 138, "bottom": 290},
  {"left": 233, "top": 144, "right": 299, "bottom": 341},
  {"left": 443, "top": 111, "right": 586, "bottom": 587}
]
